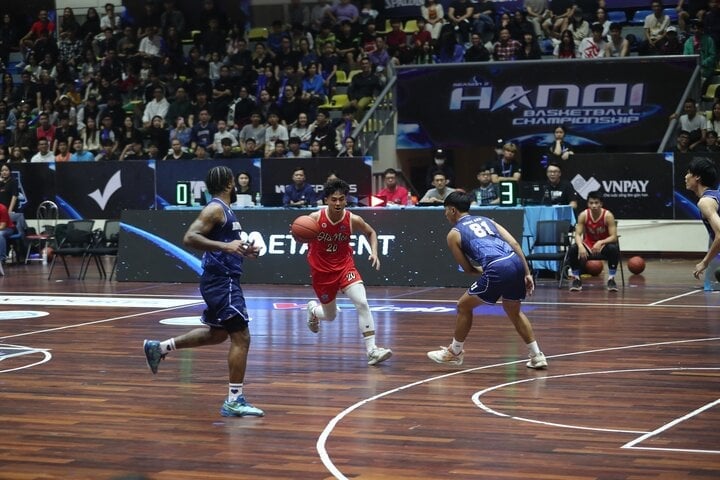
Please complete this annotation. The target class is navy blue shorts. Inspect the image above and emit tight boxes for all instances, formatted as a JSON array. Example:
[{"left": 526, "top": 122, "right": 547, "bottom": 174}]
[
  {"left": 468, "top": 253, "right": 526, "bottom": 304},
  {"left": 199, "top": 273, "right": 249, "bottom": 331}
]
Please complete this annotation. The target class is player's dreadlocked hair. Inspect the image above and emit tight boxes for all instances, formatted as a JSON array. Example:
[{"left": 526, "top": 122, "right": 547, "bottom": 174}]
[{"left": 205, "top": 166, "right": 234, "bottom": 196}]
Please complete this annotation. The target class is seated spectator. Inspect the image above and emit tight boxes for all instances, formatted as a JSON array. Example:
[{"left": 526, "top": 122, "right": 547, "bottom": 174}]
[
  {"left": 143, "top": 87, "right": 170, "bottom": 128},
  {"left": 671, "top": 98, "right": 707, "bottom": 150},
  {"left": 638, "top": 1, "right": 671, "bottom": 56},
  {"left": 214, "top": 137, "right": 239, "bottom": 158},
  {"left": 659, "top": 25, "right": 683, "bottom": 55},
  {"left": 420, "top": 171, "right": 456, "bottom": 204},
  {"left": 518, "top": 32, "right": 543, "bottom": 60},
  {"left": 578, "top": 22, "right": 606, "bottom": 58},
  {"left": 120, "top": 140, "right": 147, "bottom": 161},
  {"left": 283, "top": 166, "right": 318, "bottom": 207},
  {"left": 548, "top": 125, "right": 575, "bottom": 161},
  {"left": 193, "top": 144, "right": 209, "bottom": 160},
  {"left": 473, "top": 1, "right": 497, "bottom": 42},
  {"left": 425, "top": 148, "right": 455, "bottom": 188},
  {"left": 164, "top": 139, "right": 194, "bottom": 160},
  {"left": 447, "top": 0, "right": 474, "bottom": 45},
  {"left": 674, "top": 130, "right": 691, "bottom": 153},
  {"left": 264, "top": 111, "right": 289, "bottom": 157},
  {"left": 335, "top": 106, "right": 359, "bottom": 151},
  {"left": 190, "top": 108, "right": 218, "bottom": 153},
  {"left": 605, "top": 22, "right": 630, "bottom": 57},
  {"left": 541, "top": 162, "right": 578, "bottom": 210},
  {"left": 0, "top": 199, "right": 15, "bottom": 266},
  {"left": 491, "top": 142, "right": 522, "bottom": 183},
  {"left": 70, "top": 139, "right": 95, "bottom": 162},
  {"left": 435, "top": 31, "right": 465, "bottom": 63},
  {"left": 268, "top": 139, "right": 287, "bottom": 157},
  {"left": 287, "top": 136, "right": 311, "bottom": 157},
  {"left": 309, "top": 110, "right": 337, "bottom": 155},
  {"left": 493, "top": 27, "right": 522, "bottom": 61},
  {"left": 212, "top": 119, "right": 238, "bottom": 153},
  {"left": 683, "top": 20, "right": 717, "bottom": 86},
  {"left": 238, "top": 112, "right": 267, "bottom": 152},
  {"left": 422, "top": 0, "right": 445, "bottom": 41},
  {"left": 347, "top": 57, "right": 382, "bottom": 116},
  {"left": 377, "top": 167, "right": 410, "bottom": 206},
  {"left": 464, "top": 33, "right": 490, "bottom": 62},
  {"left": 236, "top": 171, "right": 257, "bottom": 202},
  {"left": 412, "top": 18, "right": 433, "bottom": 50},
  {"left": 338, "top": 136, "right": 361, "bottom": 156},
  {"left": 169, "top": 116, "right": 192, "bottom": 148},
  {"left": 554, "top": 29, "right": 577, "bottom": 58},
  {"left": 567, "top": 8, "right": 590, "bottom": 44},
  {"left": 526, "top": 0, "right": 552, "bottom": 39},
  {"left": 240, "top": 138, "right": 261, "bottom": 158},
  {"left": 55, "top": 140, "right": 72, "bottom": 162},
  {"left": 469, "top": 165, "right": 500, "bottom": 205},
  {"left": 696, "top": 129, "right": 720, "bottom": 152}
]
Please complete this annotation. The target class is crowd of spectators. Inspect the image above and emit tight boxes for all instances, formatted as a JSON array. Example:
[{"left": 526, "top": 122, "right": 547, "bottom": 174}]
[{"left": 0, "top": 0, "right": 717, "bottom": 165}]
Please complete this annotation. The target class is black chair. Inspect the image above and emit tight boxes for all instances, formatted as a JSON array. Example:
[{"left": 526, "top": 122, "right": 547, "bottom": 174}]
[
  {"left": 24, "top": 200, "right": 59, "bottom": 264},
  {"left": 48, "top": 220, "right": 95, "bottom": 280},
  {"left": 524, "top": 220, "right": 573, "bottom": 288},
  {"left": 81, "top": 220, "right": 120, "bottom": 280}
]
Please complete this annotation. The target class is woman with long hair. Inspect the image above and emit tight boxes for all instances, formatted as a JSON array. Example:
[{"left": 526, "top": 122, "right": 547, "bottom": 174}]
[
  {"left": 81, "top": 116, "right": 101, "bottom": 154},
  {"left": 554, "top": 29, "right": 577, "bottom": 59},
  {"left": 80, "top": 7, "right": 101, "bottom": 48}
]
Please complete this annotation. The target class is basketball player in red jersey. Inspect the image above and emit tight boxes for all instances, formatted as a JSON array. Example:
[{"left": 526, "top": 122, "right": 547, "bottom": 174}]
[
  {"left": 567, "top": 190, "right": 620, "bottom": 292},
  {"left": 304, "top": 178, "right": 393, "bottom": 365}
]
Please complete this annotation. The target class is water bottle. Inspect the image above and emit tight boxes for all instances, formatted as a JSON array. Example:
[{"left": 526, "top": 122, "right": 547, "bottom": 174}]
[
  {"left": 8, "top": 246, "right": 16, "bottom": 264},
  {"left": 254, "top": 192, "right": 262, "bottom": 207},
  {"left": 406, "top": 190, "right": 413, "bottom": 207},
  {"left": 703, "top": 253, "right": 720, "bottom": 291},
  {"left": 42, "top": 247, "right": 47, "bottom": 265}
]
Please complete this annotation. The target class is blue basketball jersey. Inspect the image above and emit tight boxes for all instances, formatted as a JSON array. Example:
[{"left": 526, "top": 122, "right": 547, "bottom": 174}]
[
  {"left": 202, "top": 198, "right": 245, "bottom": 276},
  {"left": 454, "top": 215, "right": 514, "bottom": 270},
  {"left": 700, "top": 189, "right": 720, "bottom": 241}
]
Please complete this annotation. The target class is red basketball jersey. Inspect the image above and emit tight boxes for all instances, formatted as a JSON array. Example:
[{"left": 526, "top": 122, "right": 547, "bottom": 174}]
[
  {"left": 308, "top": 207, "right": 355, "bottom": 273},
  {"left": 583, "top": 208, "right": 609, "bottom": 249}
]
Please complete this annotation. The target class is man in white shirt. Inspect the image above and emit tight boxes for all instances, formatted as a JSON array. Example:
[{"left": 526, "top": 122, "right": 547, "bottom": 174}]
[
  {"left": 31, "top": 138, "right": 55, "bottom": 162},
  {"left": 139, "top": 26, "right": 163, "bottom": 58},
  {"left": 579, "top": 22, "right": 606, "bottom": 58},
  {"left": 263, "top": 112, "right": 289, "bottom": 157},
  {"left": 212, "top": 120, "right": 238, "bottom": 152},
  {"left": 100, "top": 3, "right": 122, "bottom": 35},
  {"left": 640, "top": 0, "right": 670, "bottom": 55},
  {"left": 143, "top": 87, "right": 170, "bottom": 127}
]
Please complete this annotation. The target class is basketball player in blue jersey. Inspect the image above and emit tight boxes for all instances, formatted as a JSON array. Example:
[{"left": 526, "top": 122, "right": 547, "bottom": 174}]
[
  {"left": 685, "top": 158, "right": 720, "bottom": 280},
  {"left": 427, "top": 191, "right": 547, "bottom": 368},
  {"left": 143, "top": 166, "right": 264, "bottom": 417}
]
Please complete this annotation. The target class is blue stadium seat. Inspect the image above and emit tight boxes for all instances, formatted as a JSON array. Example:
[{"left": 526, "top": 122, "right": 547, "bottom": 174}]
[
  {"left": 608, "top": 11, "right": 627, "bottom": 25},
  {"left": 631, "top": 9, "right": 653, "bottom": 25},
  {"left": 664, "top": 8, "right": 678, "bottom": 23}
]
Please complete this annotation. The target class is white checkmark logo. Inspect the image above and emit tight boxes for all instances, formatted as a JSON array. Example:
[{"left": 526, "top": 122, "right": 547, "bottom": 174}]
[
  {"left": 571, "top": 174, "right": 601, "bottom": 199},
  {"left": 88, "top": 170, "right": 122, "bottom": 210}
]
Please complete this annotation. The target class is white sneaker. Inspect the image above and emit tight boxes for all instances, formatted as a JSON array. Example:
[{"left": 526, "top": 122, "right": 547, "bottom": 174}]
[
  {"left": 306, "top": 300, "right": 319, "bottom": 333},
  {"left": 526, "top": 352, "right": 548, "bottom": 369},
  {"left": 427, "top": 346, "right": 464, "bottom": 366},
  {"left": 367, "top": 346, "right": 392, "bottom": 365}
]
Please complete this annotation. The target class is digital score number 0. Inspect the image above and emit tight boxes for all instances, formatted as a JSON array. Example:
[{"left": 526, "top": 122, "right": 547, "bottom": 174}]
[{"left": 498, "top": 181, "right": 518, "bottom": 206}]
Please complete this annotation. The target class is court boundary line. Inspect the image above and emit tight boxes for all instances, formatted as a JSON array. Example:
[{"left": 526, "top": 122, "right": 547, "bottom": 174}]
[
  {"left": 318, "top": 337, "right": 720, "bottom": 480},
  {"left": 622, "top": 397, "right": 720, "bottom": 454}
]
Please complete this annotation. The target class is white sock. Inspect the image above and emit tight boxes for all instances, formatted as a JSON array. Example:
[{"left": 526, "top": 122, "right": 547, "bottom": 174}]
[
  {"left": 344, "top": 283, "right": 377, "bottom": 352},
  {"left": 228, "top": 383, "right": 243, "bottom": 402},
  {"left": 450, "top": 338, "right": 464, "bottom": 355},
  {"left": 527, "top": 341, "right": 541, "bottom": 356},
  {"left": 159, "top": 338, "right": 176, "bottom": 354}
]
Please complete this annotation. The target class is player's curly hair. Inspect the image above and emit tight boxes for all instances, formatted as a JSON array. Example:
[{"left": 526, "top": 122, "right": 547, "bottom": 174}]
[
  {"left": 323, "top": 178, "right": 350, "bottom": 198},
  {"left": 205, "top": 166, "right": 234, "bottom": 195}
]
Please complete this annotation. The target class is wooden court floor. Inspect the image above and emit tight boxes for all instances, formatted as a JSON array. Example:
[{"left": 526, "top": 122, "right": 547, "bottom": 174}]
[{"left": 1, "top": 257, "right": 719, "bottom": 480}]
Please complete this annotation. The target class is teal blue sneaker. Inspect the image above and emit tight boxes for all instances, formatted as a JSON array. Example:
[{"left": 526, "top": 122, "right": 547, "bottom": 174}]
[
  {"left": 220, "top": 397, "right": 265, "bottom": 417},
  {"left": 143, "top": 339, "right": 165, "bottom": 374}
]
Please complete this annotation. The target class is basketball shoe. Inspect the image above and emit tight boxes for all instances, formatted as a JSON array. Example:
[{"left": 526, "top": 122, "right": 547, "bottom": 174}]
[
  {"left": 607, "top": 278, "right": 618, "bottom": 291},
  {"left": 526, "top": 352, "right": 548, "bottom": 369},
  {"left": 306, "top": 300, "right": 319, "bottom": 333},
  {"left": 220, "top": 397, "right": 265, "bottom": 417},
  {"left": 569, "top": 278, "right": 582, "bottom": 291},
  {"left": 143, "top": 339, "right": 165, "bottom": 374},
  {"left": 367, "top": 346, "right": 392, "bottom": 365},
  {"left": 427, "top": 346, "right": 464, "bottom": 366}
]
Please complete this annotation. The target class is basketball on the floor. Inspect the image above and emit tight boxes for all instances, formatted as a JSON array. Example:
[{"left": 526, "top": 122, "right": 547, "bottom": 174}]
[
  {"left": 585, "top": 260, "right": 603, "bottom": 276},
  {"left": 627, "top": 256, "right": 646, "bottom": 275},
  {"left": 291, "top": 215, "right": 320, "bottom": 243}
]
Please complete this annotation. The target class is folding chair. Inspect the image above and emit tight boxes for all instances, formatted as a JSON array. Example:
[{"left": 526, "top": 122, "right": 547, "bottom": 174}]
[
  {"left": 81, "top": 220, "right": 120, "bottom": 281},
  {"left": 524, "top": 220, "right": 573, "bottom": 288},
  {"left": 24, "top": 200, "right": 59, "bottom": 264},
  {"left": 48, "top": 220, "right": 95, "bottom": 280}
]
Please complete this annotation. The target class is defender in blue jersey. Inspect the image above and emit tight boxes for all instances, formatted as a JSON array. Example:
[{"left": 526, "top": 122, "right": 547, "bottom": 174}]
[
  {"left": 143, "top": 166, "right": 264, "bottom": 417},
  {"left": 685, "top": 158, "right": 720, "bottom": 280},
  {"left": 427, "top": 192, "right": 547, "bottom": 368}
]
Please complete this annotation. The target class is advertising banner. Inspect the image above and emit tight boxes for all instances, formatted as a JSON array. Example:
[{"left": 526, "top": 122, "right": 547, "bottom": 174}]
[
  {"left": 118, "top": 207, "right": 524, "bottom": 286},
  {"left": 563, "top": 153, "right": 674, "bottom": 219},
  {"left": 13, "top": 161, "right": 156, "bottom": 219},
  {"left": 155, "top": 158, "right": 262, "bottom": 207},
  {"left": 396, "top": 57, "right": 697, "bottom": 151},
  {"left": 260, "top": 157, "right": 373, "bottom": 207}
]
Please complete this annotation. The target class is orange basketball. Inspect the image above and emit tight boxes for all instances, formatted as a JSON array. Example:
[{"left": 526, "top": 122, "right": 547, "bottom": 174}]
[
  {"left": 291, "top": 215, "right": 320, "bottom": 243},
  {"left": 585, "top": 260, "right": 603, "bottom": 276},
  {"left": 628, "top": 256, "right": 645, "bottom": 275},
  {"left": 45, "top": 247, "right": 54, "bottom": 261}
]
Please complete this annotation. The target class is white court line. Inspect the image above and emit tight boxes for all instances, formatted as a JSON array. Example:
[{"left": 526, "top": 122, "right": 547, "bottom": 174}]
[
  {"left": 0, "top": 302, "right": 204, "bottom": 341},
  {"left": 472, "top": 367, "right": 720, "bottom": 435},
  {"left": 648, "top": 289, "right": 704, "bottom": 306},
  {"left": 622, "top": 397, "right": 720, "bottom": 452},
  {"left": 318, "top": 337, "right": 720, "bottom": 480}
]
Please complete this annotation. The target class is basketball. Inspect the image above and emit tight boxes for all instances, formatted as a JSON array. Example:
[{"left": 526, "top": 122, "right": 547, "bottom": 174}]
[
  {"left": 291, "top": 215, "right": 320, "bottom": 242},
  {"left": 628, "top": 256, "right": 646, "bottom": 275},
  {"left": 585, "top": 260, "right": 603, "bottom": 276}
]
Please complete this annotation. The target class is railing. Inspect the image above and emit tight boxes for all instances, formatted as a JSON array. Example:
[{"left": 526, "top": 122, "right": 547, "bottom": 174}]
[{"left": 350, "top": 63, "right": 398, "bottom": 161}]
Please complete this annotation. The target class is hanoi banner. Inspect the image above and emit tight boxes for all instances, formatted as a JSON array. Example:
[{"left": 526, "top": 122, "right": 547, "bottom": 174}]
[{"left": 396, "top": 57, "right": 697, "bottom": 151}]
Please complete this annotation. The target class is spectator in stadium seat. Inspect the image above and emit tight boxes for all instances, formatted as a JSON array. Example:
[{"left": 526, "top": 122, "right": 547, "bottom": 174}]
[
  {"left": 518, "top": 32, "right": 543, "bottom": 60},
  {"left": 347, "top": 57, "right": 382, "bottom": 116},
  {"left": 491, "top": 142, "right": 522, "bottom": 183},
  {"left": 578, "top": 22, "right": 606, "bottom": 58},
  {"left": 671, "top": 98, "right": 707, "bottom": 150},
  {"left": 447, "top": 0, "right": 475, "bottom": 45},
  {"left": 542, "top": 0, "right": 574, "bottom": 40},
  {"left": 493, "top": 27, "right": 522, "bottom": 61},
  {"left": 696, "top": 129, "right": 720, "bottom": 152},
  {"left": 160, "top": 0, "right": 186, "bottom": 37},
  {"left": 191, "top": 108, "right": 218, "bottom": 153},
  {"left": 674, "top": 130, "right": 692, "bottom": 153},
  {"left": 677, "top": 0, "right": 708, "bottom": 33},
  {"left": 525, "top": 0, "right": 551, "bottom": 39},
  {"left": 309, "top": 110, "right": 337, "bottom": 155},
  {"left": 327, "top": 0, "right": 360, "bottom": 28},
  {"left": 422, "top": 0, "right": 446, "bottom": 41},
  {"left": 605, "top": 22, "right": 630, "bottom": 57},
  {"left": 143, "top": 87, "right": 170, "bottom": 128},
  {"left": 683, "top": 20, "right": 717, "bottom": 87},
  {"left": 541, "top": 162, "right": 578, "bottom": 210},
  {"left": 638, "top": 0, "right": 671, "bottom": 56},
  {"left": 470, "top": 165, "right": 500, "bottom": 206},
  {"left": 659, "top": 25, "right": 684, "bottom": 55}
]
